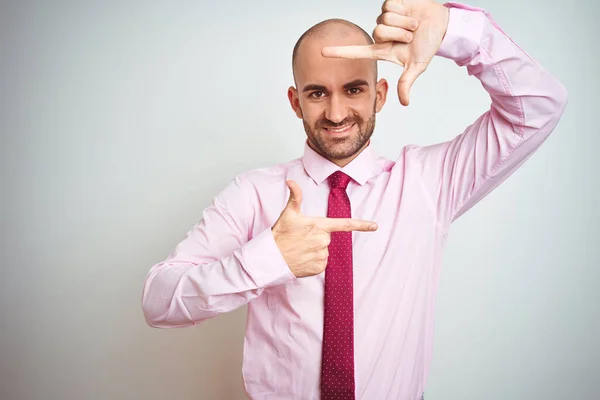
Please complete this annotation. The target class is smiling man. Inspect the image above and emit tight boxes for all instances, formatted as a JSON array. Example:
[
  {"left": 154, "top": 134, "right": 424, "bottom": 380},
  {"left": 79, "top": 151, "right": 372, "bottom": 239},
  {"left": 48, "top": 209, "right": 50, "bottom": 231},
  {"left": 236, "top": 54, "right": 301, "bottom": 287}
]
[
  {"left": 142, "top": 1, "right": 568, "bottom": 399},
  {"left": 288, "top": 19, "right": 384, "bottom": 166}
]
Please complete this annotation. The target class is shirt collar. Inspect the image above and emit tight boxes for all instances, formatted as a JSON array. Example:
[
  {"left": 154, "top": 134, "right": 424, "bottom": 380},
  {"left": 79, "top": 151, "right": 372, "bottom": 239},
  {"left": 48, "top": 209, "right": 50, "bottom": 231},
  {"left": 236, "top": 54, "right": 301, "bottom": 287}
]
[{"left": 302, "top": 140, "right": 379, "bottom": 186}]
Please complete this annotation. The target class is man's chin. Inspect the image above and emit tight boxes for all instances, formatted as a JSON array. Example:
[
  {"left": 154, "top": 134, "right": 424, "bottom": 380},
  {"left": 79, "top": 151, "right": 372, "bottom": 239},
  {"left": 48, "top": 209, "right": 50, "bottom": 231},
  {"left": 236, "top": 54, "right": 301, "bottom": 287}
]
[
  {"left": 306, "top": 127, "right": 371, "bottom": 161},
  {"left": 319, "top": 143, "right": 362, "bottom": 160}
]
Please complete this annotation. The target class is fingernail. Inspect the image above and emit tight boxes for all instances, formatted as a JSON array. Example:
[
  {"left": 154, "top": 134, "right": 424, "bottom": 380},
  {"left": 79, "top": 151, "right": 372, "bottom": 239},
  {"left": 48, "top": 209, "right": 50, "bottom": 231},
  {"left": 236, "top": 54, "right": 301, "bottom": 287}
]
[
  {"left": 412, "top": 20, "right": 419, "bottom": 29},
  {"left": 370, "top": 223, "right": 378, "bottom": 230},
  {"left": 406, "top": 32, "right": 413, "bottom": 41}
]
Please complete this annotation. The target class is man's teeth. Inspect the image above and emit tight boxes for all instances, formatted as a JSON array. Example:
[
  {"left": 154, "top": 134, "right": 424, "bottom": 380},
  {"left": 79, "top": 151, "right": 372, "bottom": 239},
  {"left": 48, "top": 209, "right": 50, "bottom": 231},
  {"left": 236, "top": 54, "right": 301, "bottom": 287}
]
[{"left": 327, "top": 124, "right": 352, "bottom": 133}]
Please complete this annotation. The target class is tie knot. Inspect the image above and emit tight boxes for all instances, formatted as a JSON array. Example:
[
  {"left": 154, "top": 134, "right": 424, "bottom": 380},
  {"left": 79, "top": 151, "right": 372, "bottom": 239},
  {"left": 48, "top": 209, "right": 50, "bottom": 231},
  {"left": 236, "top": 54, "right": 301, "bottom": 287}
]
[{"left": 328, "top": 171, "right": 351, "bottom": 190}]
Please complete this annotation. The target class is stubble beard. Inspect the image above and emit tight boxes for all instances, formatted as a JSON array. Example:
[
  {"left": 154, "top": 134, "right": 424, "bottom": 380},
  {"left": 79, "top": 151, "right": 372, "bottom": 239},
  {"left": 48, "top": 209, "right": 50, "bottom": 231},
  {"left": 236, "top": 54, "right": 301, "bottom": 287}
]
[{"left": 303, "top": 108, "right": 376, "bottom": 161}]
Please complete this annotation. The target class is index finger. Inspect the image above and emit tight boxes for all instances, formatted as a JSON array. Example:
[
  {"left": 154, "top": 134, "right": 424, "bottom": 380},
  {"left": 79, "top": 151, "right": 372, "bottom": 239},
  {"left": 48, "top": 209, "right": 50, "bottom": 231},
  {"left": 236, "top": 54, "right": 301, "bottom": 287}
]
[
  {"left": 313, "top": 217, "right": 378, "bottom": 232},
  {"left": 322, "top": 45, "right": 376, "bottom": 60}
]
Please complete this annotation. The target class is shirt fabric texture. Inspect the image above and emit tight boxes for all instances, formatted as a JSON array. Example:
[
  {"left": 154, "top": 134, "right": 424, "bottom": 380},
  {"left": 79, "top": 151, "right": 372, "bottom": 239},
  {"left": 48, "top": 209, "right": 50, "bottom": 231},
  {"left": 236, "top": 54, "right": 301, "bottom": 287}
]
[{"left": 142, "top": 2, "right": 568, "bottom": 399}]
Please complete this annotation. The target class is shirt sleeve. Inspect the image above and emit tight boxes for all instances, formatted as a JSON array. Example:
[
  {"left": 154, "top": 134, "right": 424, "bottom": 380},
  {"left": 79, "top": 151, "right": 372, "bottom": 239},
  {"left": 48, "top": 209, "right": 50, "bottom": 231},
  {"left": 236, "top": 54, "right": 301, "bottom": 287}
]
[
  {"left": 141, "top": 175, "right": 296, "bottom": 328},
  {"left": 416, "top": 2, "right": 568, "bottom": 228}
]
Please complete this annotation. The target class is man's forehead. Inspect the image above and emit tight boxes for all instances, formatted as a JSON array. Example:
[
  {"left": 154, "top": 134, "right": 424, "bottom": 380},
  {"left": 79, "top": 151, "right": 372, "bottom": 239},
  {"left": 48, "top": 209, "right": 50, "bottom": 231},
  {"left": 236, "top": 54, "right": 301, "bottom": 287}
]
[
  {"left": 295, "top": 57, "right": 374, "bottom": 88},
  {"left": 293, "top": 27, "right": 375, "bottom": 86}
]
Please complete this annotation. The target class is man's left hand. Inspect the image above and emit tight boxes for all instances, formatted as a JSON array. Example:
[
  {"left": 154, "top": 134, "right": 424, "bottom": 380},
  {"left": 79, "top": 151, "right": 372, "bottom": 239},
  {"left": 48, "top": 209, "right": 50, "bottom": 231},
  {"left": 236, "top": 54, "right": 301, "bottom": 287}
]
[{"left": 322, "top": 0, "right": 449, "bottom": 106}]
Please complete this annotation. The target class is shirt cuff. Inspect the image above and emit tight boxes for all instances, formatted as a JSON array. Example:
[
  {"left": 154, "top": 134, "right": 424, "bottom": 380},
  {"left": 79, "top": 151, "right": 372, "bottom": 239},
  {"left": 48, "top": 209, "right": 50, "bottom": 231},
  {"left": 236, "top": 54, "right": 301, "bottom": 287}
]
[
  {"left": 239, "top": 227, "right": 297, "bottom": 288},
  {"left": 435, "top": 3, "right": 485, "bottom": 65}
]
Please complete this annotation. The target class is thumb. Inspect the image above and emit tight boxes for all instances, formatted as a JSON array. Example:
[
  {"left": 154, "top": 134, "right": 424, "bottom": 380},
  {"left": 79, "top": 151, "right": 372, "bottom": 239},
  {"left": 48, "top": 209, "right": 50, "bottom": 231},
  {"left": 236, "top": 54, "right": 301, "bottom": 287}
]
[
  {"left": 397, "top": 63, "right": 426, "bottom": 106},
  {"left": 284, "top": 180, "right": 303, "bottom": 214}
]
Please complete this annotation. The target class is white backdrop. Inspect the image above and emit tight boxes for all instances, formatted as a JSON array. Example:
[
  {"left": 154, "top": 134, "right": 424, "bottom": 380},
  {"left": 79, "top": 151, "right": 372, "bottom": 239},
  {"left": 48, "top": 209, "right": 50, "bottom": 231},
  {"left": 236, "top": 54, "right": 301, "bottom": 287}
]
[{"left": 1, "top": 0, "right": 598, "bottom": 399}]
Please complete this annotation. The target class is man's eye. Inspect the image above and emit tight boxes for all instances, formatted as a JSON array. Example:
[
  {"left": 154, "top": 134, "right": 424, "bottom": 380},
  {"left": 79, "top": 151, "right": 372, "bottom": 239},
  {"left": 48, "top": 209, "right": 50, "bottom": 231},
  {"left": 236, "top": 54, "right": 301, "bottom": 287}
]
[
  {"left": 310, "top": 91, "right": 325, "bottom": 99},
  {"left": 347, "top": 88, "right": 363, "bottom": 95}
]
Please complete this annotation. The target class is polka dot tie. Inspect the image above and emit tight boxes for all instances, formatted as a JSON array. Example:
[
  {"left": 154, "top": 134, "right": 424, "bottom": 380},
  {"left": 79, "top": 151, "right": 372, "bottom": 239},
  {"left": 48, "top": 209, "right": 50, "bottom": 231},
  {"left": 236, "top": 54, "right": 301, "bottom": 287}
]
[{"left": 320, "top": 170, "right": 355, "bottom": 399}]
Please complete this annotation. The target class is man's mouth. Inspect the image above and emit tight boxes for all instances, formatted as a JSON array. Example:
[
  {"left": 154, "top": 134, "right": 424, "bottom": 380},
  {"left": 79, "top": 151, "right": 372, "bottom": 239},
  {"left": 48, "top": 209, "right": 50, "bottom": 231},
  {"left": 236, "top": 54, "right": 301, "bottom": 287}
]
[{"left": 323, "top": 123, "right": 355, "bottom": 134}]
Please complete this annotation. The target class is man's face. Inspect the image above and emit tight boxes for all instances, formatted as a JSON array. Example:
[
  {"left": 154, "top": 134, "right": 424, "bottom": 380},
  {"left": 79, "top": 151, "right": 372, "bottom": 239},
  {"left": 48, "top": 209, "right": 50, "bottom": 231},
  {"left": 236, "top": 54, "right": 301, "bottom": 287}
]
[{"left": 289, "top": 28, "right": 388, "bottom": 165}]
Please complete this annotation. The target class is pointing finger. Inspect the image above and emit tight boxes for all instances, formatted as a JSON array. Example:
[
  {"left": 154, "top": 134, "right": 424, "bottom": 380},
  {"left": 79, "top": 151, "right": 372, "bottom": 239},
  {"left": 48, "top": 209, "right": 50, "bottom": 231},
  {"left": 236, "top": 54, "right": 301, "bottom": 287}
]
[
  {"left": 323, "top": 43, "right": 404, "bottom": 66},
  {"left": 322, "top": 44, "right": 377, "bottom": 60},
  {"left": 313, "top": 217, "right": 378, "bottom": 233}
]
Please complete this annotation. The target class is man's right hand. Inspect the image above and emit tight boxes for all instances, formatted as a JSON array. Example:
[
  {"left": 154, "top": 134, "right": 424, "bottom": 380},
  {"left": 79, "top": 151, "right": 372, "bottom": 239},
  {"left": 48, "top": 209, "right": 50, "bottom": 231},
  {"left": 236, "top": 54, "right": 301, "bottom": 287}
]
[{"left": 272, "top": 180, "right": 378, "bottom": 278}]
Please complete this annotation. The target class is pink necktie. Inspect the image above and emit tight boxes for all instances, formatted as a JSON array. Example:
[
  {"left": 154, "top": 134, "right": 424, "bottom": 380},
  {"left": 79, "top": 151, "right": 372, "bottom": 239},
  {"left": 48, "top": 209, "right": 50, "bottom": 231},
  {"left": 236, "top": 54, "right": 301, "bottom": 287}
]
[{"left": 321, "top": 170, "right": 355, "bottom": 399}]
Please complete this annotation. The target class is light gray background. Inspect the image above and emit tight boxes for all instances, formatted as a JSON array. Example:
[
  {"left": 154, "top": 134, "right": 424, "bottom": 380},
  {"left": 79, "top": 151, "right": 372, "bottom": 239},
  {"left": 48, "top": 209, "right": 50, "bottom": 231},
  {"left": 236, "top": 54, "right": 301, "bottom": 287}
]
[{"left": 1, "top": 0, "right": 598, "bottom": 399}]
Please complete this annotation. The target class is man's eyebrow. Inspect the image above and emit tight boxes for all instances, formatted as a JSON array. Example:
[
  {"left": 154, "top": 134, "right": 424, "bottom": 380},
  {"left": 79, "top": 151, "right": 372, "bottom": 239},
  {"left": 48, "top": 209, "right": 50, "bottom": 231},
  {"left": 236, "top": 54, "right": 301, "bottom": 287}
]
[
  {"left": 302, "top": 84, "right": 328, "bottom": 93},
  {"left": 302, "top": 80, "right": 370, "bottom": 93},
  {"left": 343, "top": 79, "right": 369, "bottom": 89}
]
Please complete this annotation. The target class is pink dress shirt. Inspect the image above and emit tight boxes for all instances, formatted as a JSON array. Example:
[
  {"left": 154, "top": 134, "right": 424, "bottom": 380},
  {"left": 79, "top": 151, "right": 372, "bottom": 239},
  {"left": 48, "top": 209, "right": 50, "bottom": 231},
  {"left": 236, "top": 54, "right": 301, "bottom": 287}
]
[{"left": 142, "top": 3, "right": 568, "bottom": 399}]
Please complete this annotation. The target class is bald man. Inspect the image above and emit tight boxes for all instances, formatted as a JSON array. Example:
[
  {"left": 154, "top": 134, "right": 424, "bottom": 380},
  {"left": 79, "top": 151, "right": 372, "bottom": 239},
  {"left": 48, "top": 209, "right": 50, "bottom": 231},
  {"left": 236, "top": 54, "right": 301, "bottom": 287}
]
[{"left": 142, "top": 0, "right": 567, "bottom": 399}]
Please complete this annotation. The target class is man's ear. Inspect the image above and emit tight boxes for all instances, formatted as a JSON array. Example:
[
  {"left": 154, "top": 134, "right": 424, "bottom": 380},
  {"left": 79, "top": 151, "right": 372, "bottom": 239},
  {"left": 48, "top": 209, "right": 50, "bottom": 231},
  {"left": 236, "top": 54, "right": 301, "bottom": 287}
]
[
  {"left": 288, "top": 86, "right": 303, "bottom": 118},
  {"left": 375, "top": 78, "right": 389, "bottom": 113}
]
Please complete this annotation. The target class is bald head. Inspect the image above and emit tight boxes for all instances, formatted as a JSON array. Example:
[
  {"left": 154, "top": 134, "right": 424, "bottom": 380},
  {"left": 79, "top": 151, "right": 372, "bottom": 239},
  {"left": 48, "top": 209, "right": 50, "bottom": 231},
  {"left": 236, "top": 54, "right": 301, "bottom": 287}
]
[{"left": 292, "top": 19, "right": 377, "bottom": 83}]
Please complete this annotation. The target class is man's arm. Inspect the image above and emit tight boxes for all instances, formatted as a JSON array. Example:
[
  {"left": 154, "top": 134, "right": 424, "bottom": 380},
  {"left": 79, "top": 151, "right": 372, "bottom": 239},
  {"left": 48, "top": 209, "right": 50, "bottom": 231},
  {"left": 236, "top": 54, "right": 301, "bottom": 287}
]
[
  {"left": 141, "top": 176, "right": 295, "bottom": 328},
  {"left": 420, "top": 3, "right": 568, "bottom": 226},
  {"left": 141, "top": 176, "right": 378, "bottom": 328},
  {"left": 322, "top": 0, "right": 568, "bottom": 227}
]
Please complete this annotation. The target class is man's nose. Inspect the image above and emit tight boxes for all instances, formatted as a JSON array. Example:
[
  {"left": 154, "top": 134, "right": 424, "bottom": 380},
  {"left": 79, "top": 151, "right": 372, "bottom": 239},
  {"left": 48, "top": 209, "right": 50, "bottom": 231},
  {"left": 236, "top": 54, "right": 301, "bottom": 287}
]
[{"left": 325, "top": 94, "right": 349, "bottom": 124}]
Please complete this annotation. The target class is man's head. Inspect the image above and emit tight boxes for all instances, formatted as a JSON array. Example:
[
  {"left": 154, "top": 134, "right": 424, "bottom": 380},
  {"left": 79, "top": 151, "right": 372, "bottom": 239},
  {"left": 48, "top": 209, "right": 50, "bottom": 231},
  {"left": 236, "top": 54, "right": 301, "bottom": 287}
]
[{"left": 288, "top": 19, "right": 388, "bottom": 166}]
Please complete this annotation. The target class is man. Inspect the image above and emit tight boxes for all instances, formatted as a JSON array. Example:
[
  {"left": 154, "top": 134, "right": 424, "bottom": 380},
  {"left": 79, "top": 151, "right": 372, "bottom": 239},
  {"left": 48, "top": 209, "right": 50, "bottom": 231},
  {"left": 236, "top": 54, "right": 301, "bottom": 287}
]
[{"left": 142, "top": 0, "right": 567, "bottom": 398}]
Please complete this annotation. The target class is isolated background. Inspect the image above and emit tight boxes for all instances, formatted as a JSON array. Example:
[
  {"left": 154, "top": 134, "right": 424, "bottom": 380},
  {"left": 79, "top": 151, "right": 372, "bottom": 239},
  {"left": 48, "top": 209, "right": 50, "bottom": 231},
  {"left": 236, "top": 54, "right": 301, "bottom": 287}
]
[{"left": 1, "top": 0, "right": 598, "bottom": 399}]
